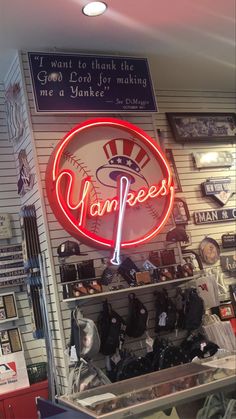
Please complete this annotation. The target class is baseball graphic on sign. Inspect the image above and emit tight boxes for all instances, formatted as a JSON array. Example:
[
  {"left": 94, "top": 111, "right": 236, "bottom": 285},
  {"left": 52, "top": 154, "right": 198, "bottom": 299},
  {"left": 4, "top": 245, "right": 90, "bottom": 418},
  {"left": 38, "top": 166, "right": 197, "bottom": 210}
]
[{"left": 46, "top": 118, "right": 174, "bottom": 256}]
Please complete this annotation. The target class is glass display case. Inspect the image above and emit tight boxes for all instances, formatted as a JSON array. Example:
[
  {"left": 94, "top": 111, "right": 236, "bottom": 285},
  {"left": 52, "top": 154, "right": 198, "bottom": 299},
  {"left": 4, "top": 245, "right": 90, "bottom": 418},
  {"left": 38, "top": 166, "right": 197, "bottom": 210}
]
[{"left": 59, "top": 355, "right": 236, "bottom": 419}]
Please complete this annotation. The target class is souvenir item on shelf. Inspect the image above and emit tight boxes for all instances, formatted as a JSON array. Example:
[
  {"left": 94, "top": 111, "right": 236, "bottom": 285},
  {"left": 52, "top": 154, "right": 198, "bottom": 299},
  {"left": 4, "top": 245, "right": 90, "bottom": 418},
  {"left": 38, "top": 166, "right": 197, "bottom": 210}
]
[
  {"left": 59, "top": 264, "right": 77, "bottom": 283},
  {"left": 182, "top": 250, "right": 203, "bottom": 271},
  {"left": 117, "top": 257, "right": 139, "bottom": 286},
  {"left": 148, "top": 251, "right": 161, "bottom": 267},
  {"left": 86, "top": 280, "right": 103, "bottom": 294},
  {"left": 100, "top": 267, "right": 114, "bottom": 285},
  {"left": 172, "top": 198, "right": 190, "bottom": 225},
  {"left": 77, "top": 260, "right": 95, "bottom": 280},
  {"left": 159, "top": 267, "right": 174, "bottom": 282},
  {"left": 201, "top": 178, "right": 233, "bottom": 206},
  {"left": 181, "top": 263, "right": 194, "bottom": 278},
  {"left": 221, "top": 233, "right": 236, "bottom": 249},
  {"left": 142, "top": 259, "right": 157, "bottom": 271},
  {"left": 72, "top": 282, "right": 88, "bottom": 297},
  {"left": 160, "top": 249, "right": 176, "bottom": 265},
  {"left": 199, "top": 237, "right": 220, "bottom": 265},
  {"left": 135, "top": 271, "right": 152, "bottom": 285}
]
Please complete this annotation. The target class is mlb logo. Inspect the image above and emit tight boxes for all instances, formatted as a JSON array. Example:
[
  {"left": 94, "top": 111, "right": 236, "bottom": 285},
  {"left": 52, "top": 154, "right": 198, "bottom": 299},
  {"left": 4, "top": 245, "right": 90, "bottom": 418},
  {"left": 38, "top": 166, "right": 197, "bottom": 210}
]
[{"left": 0, "top": 361, "right": 16, "bottom": 382}]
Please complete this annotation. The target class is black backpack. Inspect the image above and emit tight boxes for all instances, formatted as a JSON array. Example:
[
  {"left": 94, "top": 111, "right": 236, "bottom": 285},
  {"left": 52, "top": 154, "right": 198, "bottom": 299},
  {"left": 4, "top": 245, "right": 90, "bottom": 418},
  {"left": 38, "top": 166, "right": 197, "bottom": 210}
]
[
  {"left": 152, "top": 337, "right": 189, "bottom": 371},
  {"left": 184, "top": 288, "right": 204, "bottom": 331},
  {"left": 126, "top": 293, "right": 148, "bottom": 338},
  {"left": 154, "top": 289, "right": 177, "bottom": 332},
  {"left": 97, "top": 300, "right": 125, "bottom": 356},
  {"left": 113, "top": 350, "right": 152, "bottom": 382}
]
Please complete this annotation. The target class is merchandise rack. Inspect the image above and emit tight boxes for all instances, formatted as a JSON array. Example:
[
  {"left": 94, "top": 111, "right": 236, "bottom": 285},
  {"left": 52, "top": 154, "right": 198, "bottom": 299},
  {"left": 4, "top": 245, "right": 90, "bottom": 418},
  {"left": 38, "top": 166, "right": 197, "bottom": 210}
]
[{"left": 61, "top": 275, "right": 196, "bottom": 302}]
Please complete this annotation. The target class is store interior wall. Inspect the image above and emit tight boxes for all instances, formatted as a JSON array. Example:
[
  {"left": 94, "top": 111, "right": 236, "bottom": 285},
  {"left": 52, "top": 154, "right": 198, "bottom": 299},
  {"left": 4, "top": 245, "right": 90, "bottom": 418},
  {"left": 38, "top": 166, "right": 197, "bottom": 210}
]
[
  {"left": 0, "top": 76, "right": 45, "bottom": 366},
  {"left": 1, "top": 50, "right": 236, "bottom": 395}
]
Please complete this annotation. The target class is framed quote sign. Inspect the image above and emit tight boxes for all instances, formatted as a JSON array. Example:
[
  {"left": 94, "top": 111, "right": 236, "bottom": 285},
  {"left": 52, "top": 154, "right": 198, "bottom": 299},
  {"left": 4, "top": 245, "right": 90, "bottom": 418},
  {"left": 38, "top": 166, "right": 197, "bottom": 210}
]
[
  {"left": 28, "top": 52, "right": 157, "bottom": 113},
  {"left": 46, "top": 118, "right": 174, "bottom": 264}
]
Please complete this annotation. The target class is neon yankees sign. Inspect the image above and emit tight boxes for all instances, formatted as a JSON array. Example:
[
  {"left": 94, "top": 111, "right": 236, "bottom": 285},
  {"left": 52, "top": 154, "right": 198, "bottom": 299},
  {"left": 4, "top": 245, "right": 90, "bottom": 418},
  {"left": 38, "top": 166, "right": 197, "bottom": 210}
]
[{"left": 46, "top": 118, "right": 174, "bottom": 262}]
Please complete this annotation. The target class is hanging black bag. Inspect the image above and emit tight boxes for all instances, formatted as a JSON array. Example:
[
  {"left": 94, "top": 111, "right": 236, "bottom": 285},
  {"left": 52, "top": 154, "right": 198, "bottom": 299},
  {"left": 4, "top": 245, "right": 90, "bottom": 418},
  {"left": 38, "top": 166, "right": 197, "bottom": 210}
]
[
  {"left": 126, "top": 293, "right": 148, "bottom": 338},
  {"left": 97, "top": 300, "right": 125, "bottom": 356},
  {"left": 154, "top": 289, "right": 177, "bottom": 333},
  {"left": 184, "top": 288, "right": 204, "bottom": 331}
]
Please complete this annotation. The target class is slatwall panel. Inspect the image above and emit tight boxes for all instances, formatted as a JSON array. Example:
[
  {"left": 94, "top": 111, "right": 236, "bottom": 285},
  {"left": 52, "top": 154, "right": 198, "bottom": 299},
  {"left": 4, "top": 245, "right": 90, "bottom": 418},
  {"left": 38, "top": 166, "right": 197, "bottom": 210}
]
[
  {"left": 3, "top": 54, "right": 69, "bottom": 392},
  {"left": 154, "top": 90, "right": 236, "bottom": 289},
  {"left": 0, "top": 77, "right": 45, "bottom": 366},
  {"left": 19, "top": 52, "right": 181, "bottom": 387},
  {"left": 19, "top": 50, "right": 236, "bottom": 393}
]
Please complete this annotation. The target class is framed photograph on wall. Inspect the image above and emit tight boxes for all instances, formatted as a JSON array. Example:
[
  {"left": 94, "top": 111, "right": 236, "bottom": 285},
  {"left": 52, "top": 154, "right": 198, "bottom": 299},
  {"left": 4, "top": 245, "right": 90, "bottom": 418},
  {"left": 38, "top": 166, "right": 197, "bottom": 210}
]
[
  {"left": 165, "top": 149, "right": 182, "bottom": 192},
  {"left": 219, "top": 303, "right": 235, "bottom": 320},
  {"left": 166, "top": 112, "right": 236, "bottom": 143}
]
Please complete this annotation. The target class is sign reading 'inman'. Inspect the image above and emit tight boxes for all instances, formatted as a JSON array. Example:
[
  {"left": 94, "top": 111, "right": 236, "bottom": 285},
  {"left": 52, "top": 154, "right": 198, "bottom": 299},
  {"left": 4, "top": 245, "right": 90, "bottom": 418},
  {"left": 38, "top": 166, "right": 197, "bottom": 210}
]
[{"left": 194, "top": 208, "right": 236, "bottom": 224}]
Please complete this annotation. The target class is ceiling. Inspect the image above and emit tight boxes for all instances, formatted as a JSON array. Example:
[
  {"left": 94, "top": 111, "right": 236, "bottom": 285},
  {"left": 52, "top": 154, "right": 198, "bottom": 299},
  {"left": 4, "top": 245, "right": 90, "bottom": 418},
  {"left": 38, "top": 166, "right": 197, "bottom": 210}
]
[{"left": 0, "top": 0, "right": 235, "bottom": 91}]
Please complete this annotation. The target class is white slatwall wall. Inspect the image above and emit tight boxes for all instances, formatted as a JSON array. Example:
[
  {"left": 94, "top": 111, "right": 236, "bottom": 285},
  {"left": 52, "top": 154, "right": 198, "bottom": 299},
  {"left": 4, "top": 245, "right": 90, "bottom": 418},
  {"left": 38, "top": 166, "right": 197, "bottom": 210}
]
[
  {"left": 0, "top": 75, "right": 45, "bottom": 366},
  {"left": 154, "top": 91, "right": 236, "bottom": 285},
  {"left": 20, "top": 52, "right": 180, "bottom": 392},
  {"left": 3, "top": 50, "right": 235, "bottom": 395},
  {"left": 3, "top": 54, "right": 69, "bottom": 391}
]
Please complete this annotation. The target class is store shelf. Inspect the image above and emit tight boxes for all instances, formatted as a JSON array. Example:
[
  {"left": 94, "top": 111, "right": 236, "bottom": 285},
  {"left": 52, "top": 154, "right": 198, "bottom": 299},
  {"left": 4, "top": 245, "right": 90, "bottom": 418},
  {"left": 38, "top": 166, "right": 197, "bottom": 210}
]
[{"left": 62, "top": 275, "right": 195, "bottom": 302}]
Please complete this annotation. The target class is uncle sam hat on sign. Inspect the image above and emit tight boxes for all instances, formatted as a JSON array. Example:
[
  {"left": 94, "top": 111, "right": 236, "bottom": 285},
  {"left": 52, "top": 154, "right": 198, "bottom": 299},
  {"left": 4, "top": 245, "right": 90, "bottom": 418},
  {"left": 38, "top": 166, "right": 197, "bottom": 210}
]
[{"left": 96, "top": 138, "right": 150, "bottom": 189}]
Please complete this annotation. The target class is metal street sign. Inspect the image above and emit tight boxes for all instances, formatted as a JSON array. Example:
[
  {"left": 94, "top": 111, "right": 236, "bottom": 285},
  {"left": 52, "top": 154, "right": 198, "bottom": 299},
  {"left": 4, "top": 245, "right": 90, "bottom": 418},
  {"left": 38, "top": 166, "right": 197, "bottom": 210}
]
[{"left": 194, "top": 208, "right": 236, "bottom": 224}]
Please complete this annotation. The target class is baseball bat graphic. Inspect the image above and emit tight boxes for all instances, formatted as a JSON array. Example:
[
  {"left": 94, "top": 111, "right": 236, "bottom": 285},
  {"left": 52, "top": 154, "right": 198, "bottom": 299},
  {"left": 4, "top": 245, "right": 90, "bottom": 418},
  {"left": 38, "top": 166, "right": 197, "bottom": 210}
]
[{"left": 110, "top": 175, "right": 131, "bottom": 266}]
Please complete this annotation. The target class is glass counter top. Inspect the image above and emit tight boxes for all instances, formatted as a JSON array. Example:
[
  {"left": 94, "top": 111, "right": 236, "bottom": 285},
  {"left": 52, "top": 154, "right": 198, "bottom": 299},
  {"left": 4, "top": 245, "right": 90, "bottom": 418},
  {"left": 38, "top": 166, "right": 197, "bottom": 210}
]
[{"left": 59, "top": 356, "right": 236, "bottom": 418}]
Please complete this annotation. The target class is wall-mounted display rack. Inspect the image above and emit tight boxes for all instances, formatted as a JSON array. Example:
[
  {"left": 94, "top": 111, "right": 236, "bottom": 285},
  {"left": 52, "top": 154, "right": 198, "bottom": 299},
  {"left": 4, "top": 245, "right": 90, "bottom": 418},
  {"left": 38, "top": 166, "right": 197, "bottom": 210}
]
[{"left": 61, "top": 275, "right": 195, "bottom": 302}]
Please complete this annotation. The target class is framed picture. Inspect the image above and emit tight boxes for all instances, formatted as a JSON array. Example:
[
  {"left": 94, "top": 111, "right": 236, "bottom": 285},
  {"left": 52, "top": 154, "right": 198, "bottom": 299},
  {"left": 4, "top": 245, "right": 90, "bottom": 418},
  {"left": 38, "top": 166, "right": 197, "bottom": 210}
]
[
  {"left": 173, "top": 198, "right": 190, "bottom": 225},
  {"left": 219, "top": 303, "right": 235, "bottom": 320},
  {"left": 165, "top": 149, "right": 182, "bottom": 192},
  {"left": 166, "top": 112, "right": 236, "bottom": 143}
]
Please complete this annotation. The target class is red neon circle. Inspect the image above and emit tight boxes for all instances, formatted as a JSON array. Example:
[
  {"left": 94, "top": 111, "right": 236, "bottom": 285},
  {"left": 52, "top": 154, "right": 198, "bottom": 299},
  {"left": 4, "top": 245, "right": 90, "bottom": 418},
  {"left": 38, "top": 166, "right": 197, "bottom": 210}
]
[{"left": 46, "top": 118, "right": 174, "bottom": 249}]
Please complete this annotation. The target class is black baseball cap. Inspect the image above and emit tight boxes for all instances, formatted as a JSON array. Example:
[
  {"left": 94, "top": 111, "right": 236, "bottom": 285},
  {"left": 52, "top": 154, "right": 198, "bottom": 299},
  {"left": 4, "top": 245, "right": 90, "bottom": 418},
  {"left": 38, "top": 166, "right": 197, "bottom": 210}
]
[{"left": 57, "top": 240, "right": 88, "bottom": 258}]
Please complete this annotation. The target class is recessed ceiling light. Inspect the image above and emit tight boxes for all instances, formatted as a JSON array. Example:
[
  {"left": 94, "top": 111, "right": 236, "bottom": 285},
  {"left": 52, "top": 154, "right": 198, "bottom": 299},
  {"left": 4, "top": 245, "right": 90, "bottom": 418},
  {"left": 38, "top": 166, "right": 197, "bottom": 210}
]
[{"left": 82, "top": 1, "right": 107, "bottom": 17}]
